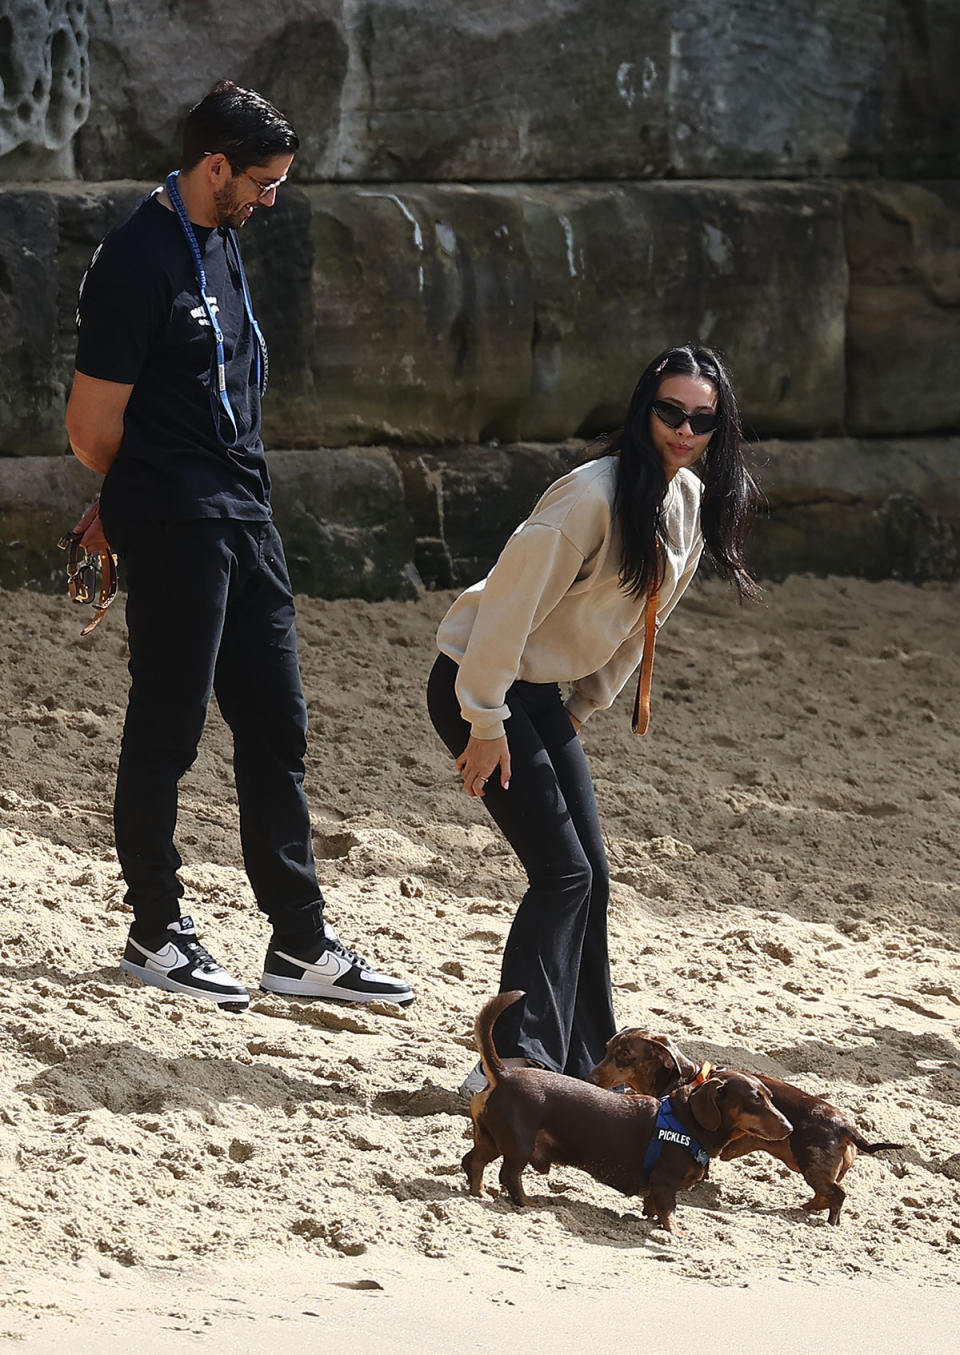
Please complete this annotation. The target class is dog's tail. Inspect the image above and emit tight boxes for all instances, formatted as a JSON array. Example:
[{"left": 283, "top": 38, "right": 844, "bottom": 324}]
[
  {"left": 474, "top": 990, "right": 525, "bottom": 1088},
  {"left": 847, "top": 1132, "right": 903, "bottom": 1155}
]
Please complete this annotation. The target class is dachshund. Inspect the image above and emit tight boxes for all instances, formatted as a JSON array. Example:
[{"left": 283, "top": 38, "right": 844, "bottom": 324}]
[
  {"left": 462, "top": 992, "right": 792, "bottom": 1233},
  {"left": 589, "top": 1028, "right": 902, "bottom": 1224}
]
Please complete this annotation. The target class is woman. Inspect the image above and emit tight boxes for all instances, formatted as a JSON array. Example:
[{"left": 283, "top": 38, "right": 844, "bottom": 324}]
[{"left": 427, "top": 344, "right": 759, "bottom": 1095}]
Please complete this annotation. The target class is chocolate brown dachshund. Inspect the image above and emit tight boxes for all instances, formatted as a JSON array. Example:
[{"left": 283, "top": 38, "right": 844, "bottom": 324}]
[
  {"left": 589, "top": 1028, "right": 902, "bottom": 1224},
  {"left": 462, "top": 992, "right": 792, "bottom": 1233}
]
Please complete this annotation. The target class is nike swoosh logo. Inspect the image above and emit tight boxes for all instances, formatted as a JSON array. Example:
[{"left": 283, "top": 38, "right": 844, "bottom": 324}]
[
  {"left": 151, "top": 942, "right": 182, "bottom": 966},
  {"left": 274, "top": 948, "right": 351, "bottom": 980},
  {"left": 128, "top": 937, "right": 183, "bottom": 967}
]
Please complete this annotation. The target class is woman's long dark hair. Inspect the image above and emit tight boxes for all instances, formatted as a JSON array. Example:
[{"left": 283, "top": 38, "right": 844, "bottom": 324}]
[{"left": 600, "top": 344, "right": 761, "bottom": 602}]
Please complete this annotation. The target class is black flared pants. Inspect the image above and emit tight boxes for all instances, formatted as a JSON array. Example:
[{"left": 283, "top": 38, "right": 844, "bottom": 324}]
[{"left": 427, "top": 653, "right": 616, "bottom": 1078}]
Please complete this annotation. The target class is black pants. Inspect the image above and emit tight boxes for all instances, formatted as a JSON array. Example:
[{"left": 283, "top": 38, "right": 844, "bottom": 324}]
[
  {"left": 110, "top": 518, "right": 324, "bottom": 941},
  {"left": 427, "top": 653, "right": 615, "bottom": 1079}
]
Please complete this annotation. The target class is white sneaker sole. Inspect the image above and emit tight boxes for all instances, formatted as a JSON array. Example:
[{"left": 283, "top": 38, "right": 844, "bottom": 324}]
[
  {"left": 459, "top": 1070, "right": 488, "bottom": 1100},
  {"left": 120, "top": 958, "right": 250, "bottom": 1011},
  {"left": 259, "top": 971, "right": 414, "bottom": 1006}
]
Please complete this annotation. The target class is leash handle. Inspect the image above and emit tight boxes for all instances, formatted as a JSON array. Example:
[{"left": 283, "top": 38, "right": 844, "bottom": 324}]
[
  {"left": 631, "top": 588, "right": 659, "bottom": 735},
  {"left": 58, "top": 520, "right": 119, "bottom": 637}
]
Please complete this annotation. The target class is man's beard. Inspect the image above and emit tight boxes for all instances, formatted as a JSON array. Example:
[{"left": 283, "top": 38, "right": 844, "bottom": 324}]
[{"left": 213, "top": 183, "right": 252, "bottom": 229}]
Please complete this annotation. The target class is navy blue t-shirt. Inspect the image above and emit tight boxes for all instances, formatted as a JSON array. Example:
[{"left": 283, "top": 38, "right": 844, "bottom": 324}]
[{"left": 75, "top": 191, "right": 272, "bottom": 526}]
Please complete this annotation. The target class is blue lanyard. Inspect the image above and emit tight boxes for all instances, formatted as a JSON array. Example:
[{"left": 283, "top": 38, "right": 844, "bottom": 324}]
[{"left": 164, "top": 171, "right": 268, "bottom": 444}]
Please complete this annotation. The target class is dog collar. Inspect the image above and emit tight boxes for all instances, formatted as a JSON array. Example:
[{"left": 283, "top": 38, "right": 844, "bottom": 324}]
[{"left": 641, "top": 1096, "right": 711, "bottom": 1186}]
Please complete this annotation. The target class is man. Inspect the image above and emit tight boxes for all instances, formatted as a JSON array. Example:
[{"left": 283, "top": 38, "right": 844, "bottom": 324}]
[{"left": 65, "top": 80, "right": 413, "bottom": 1012}]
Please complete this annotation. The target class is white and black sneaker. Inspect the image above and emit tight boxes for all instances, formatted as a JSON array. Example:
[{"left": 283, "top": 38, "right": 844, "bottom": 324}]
[
  {"left": 120, "top": 915, "right": 250, "bottom": 1012},
  {"left": 260, "top": 921, "right": 414, "bottom": 1006},
  {"left": 458, "top": 1055, "right": 549, "bottom": 1101},
  {"left": 458, "top": 1060, "right": 489, "bottom": 1100}
]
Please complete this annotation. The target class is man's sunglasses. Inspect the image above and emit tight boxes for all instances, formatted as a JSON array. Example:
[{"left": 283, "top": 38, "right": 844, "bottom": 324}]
[
  {"left": 652, "top": 400, "right": 720, "bottom": 437},
  {"left": 203, "top": 152, "right": 288, "bottom": 198},
  {"left": 237, "top": 168, "right": 288, "bottom": 198}
]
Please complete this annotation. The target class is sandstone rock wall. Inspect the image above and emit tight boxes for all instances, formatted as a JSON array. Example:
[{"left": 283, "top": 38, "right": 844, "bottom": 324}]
[
  {"left": 3, "top": 1, "right": 956, "bottom": 182},
  {"left": 5, "top": 438, "right": 958, "bottom": 602},
  {"left": 5, "top": 178, "right": 958, "bottom": 456},
  {"left": 0, "top": 0, "right": 958, "bottom": 595}
]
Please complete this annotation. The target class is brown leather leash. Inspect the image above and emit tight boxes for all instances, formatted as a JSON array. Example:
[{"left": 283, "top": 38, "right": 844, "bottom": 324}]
[
  {"left": 631, "top": 588, "right": 659, "bottom": 735},
  {"left": 58, "top": 529, "right": 119, "bottom": 637}
]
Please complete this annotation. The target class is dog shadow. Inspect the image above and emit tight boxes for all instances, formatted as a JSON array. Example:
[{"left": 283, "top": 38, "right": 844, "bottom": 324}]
[{"left": 412, "top": 1171, "right": 720, "bottom": 1247}]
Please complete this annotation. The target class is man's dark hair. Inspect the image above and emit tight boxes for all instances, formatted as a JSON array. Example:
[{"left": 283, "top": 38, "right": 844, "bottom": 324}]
[{"left": 181, "top": 80, "right": 299, "bottom": 171}]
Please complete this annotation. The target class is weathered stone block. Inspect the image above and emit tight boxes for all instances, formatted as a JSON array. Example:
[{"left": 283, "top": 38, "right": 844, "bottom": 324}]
[
  {"left": 394, "top": 442, "right": 582, "bottom": 588},
  {"left": 252, "top": 181, "right": 847, "bottom": 446},
  {"left": 0, "top": 452, "right": 101, "bottom": 590},
  {"left": 0, "top": 0, "right": 89, "bottom": 177},
  {"left": 363, "top": 0, "right": 959, "bottom": 181},
  {"left": 268, "top": 446, "right": 419, "bottom": 600},
  {"left": 880, "top": 0, "right": 960, "bottom": 179},
  {"left": 0, "top": 182, "right": 152, "bottom": 456},
  {"left": 248, "top": 184, "right": 536, "bottom": 448},
  {"left": 510, "top": 182, "right": 847, "bottom": 441},
  {"left": 0, "top": 189, "right": 64, "bottom": 455},
  {"left": 846, "top": 182, "right": 960, "bottom": 436},
  {"left": 250, "top": 178, "right": 846, "bottom": 444},
  {"left": 0, "top": 446, "right": 421, "bottom": 600},
  {"left": 746, "top": 437, "right": 960, "bottom": 581},
  {"left": 361, "top": 0, "right": 670, "bottom": 180},
  {"left": 0, "top": 176, "right": 950, "bottom": 466},
  {"left": 5, "top": 438, "right": 960, "bottom": 596},
  {"left": 2, "top": 1, "right": 957, "bottom": 183},
  {"left": 668, "top": 0, "right": 892, "bottom": 178},
  {"left": 0, "top": 177, "right": 853, "bottom": 457},
  {"left": 69, "top": 1, "right": 347, "bottom": 182},
  {"left": 397, "top": 436, "right": 960, "bottom": 590}
]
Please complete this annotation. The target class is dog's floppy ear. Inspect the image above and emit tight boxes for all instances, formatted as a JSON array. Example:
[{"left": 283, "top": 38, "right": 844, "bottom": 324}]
[
  {"left": 619, "top": 1035, "right": 686, "bottom": 1096},
  {"left": 689, "top": 1077, "right": 724, "bottom": 1132},
  {"left": 649, "top": 1037, "right": 684, "bottom": 1079}
]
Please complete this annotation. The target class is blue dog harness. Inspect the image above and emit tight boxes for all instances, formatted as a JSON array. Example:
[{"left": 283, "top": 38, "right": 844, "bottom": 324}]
[{"left": 641, "top": 1096, "right": 711, "bottom": 1186}]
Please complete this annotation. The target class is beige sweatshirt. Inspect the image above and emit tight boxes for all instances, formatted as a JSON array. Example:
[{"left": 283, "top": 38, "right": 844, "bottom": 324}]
[{"left": 436, "top": 456, "right": 705, "bottom": 739}]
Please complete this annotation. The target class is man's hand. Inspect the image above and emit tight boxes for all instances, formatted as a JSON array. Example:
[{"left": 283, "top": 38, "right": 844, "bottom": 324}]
[
  {"left": 73, "top": 500, "right": 110, "bottom": 554},
  {"left": 455, "top": 735, "right": 511, "bottom": 797}
]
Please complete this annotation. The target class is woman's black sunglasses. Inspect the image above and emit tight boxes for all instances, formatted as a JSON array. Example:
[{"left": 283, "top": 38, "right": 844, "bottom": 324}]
[{"left": 652, "top": 400, "right": 720, "bottom": 437}]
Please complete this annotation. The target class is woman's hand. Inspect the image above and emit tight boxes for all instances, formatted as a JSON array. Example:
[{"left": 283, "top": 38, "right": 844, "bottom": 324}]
[
  {"left": 456, "top": 735, "right": 511, "bottom": 797},
  {"left": 568, "top": 711, "right": 582, "bottom": 734}
]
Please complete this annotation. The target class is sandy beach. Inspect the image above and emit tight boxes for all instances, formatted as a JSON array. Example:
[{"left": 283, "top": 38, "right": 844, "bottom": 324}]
[{"left": 1, "top": 572, "right": 958, "bottom": 1349}]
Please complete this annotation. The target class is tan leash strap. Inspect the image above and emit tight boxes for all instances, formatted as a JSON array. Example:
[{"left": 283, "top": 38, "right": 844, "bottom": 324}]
[
  {"left": 79, "top": 550, "right": 118, "bottom": 636},
  {"left": 690, "top": 1061, "right": 715, "bottom": 1088},
  {"left": 58, "top": 528, "right": 119, "bottom": 637},
  {"left": 631, "top": 589, "right": 659, "bottom": 735}
]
